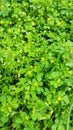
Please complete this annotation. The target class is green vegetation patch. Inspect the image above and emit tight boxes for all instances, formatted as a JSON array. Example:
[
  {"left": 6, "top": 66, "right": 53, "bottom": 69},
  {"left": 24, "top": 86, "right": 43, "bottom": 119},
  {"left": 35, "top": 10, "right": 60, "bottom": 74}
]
[{"left": 0, "top": 0, "right": 73, "bottom": 130}]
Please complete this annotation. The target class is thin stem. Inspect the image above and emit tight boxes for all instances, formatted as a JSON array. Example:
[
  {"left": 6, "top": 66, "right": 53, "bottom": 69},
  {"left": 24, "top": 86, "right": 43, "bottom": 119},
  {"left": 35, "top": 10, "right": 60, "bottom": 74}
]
[{"left": 66, "top": 104, "right": 73, "bottom": 130}]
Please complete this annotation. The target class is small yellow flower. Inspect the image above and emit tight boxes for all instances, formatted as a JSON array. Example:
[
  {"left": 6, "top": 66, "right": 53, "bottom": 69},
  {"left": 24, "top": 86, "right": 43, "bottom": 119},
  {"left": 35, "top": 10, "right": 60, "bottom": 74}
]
[
  {"left": 62, "top": 43, "right": 65, "bottom": 47},
  {"left": 62, "top": 0, "right": 64, "bottom": 3},
  {"left": 61, "top": 112, "right": 64, "bottom": 115},
  {"left": 27, "top": 71, "right": 31, "bottom": 75},
  {"left": 34, "top": 82, "right": 38, "bottom": 87},
  {"left": 18, "top": 18, "right": 21, "bottom": 21},
  {"left": 17, "top": 60, "right": 20, "bottom": 63},
  {"left": 47, "top": 18, "right": 51, "bottom": 21},
  {"left": 25, "top": 116, "right": 29, "bottom": 120},
  {"left": 63, "top": 128, "right": 65, "bottom": 130},
  {"left": 57, "top": 97, "right": 62, "bottom": 101},
  {"left": 50, "top": 59, "right": 54, "bottom": 63},
  {"left": 41, "top": 57, "right": 45, "bottom": 62},
  {"left": 21, "top": 40, "right": 25, "bottom": 44},
  {"left": 18, "top": 24, "right": 21, "bottom": 28},
  {"left": 0, "top": 20, "right": 4, "bottom": 24},
  {"left": 23, "top": 3, "right": 27, "bottom": 7},
  {"left": 22, "top": 12, "right": 26, "bottom": 16},
  {"left": 22, "top": 56, "right": 25, "bottom": 59},
  {"left": 32, "top": 109, "right": 35, "bottom": 114},
  {"left": 67, "top": 67, "right": 69, "bottom": 71},
  {"left": 13, "top": 36, "right": 16, "bottom": 39},
  {"left": 32, "top": 22, "right": 35, "bottom": 26},
  {"left": 17, "top": 29, "right": 20, "bottom": 33},
  {"left": 46, "top": 7, "right": 49, "bottom": 11},
  {"left": 57, "top": 79, "right": 61, "bottom": 83},
  {"left": 45, "top": 50, "right": 47, "bottom": 53},
  {"left": 8, "top": 29, "right": 12, "bottom": 33},
  {"left": 8, "top": 106, "right": 12, "bottom": 112},
  {"left": 9, "top": 21, "right": 12, "bottom": 25},
  {"left": 51, "top": 8, "right": 54, "bottom": 12},
  {"left": 18, "top": 73, "right": 20, "bottom": 78},
  {"left": 19, "top": 34, "right": 23, "bottom": 38},
  {"left": 28, "top": 81, "right": 31, "bottom": 84},
  {"left": 70, "top": 50, "right": 73, "bottom": 53},
  {"left": 44, "top": 30, "right": 46, "bottom": 33},
  {"left": 57, "top": 21, "right": 61, "bottom": 26},
  {"left": 61, "top": 76, "right": 64, "bottom": 79},
  {"left": 68, "top": 2, "right": 72, "bottom": 6},
  {"left": 20, "top": 50, "right": 22, "bottom": 53},
  {"left": 1, "top": 5, "right": 5, "bottom": 8},
  {"left": 32, "top": 102, "right": 34, "bottom": 105},
  {"left": 68, "top": 70, "right": 72, "bottom": 74}
]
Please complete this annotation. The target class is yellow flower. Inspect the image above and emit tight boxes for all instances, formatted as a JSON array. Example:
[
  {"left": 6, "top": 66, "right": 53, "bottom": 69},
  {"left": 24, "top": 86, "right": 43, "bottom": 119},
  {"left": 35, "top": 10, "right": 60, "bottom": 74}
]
[
  {"left": 25, "top": 116, "right": 29, "bottom": 120},
  {"left": 20, "top": 50, "right": 22, "bottom": 53},
  {"left": 50, "top": 59, "right": 54, "bottom": 63},
  {"left": 62, "top": 43, "right": 65, "bottom": 47},
  {"left": 63, "top": 128, "right": 65, "bottom": 130},
  {"left": 57, "top": 79, "right": 61, "bottom": 83},
  {"left": 9, "top": 21, "right": 12, "bottom": 25},
  {"left": 68, "top": 70, "right": 72, "bottom": 74},
  {"left": 32, "top": 109, "right": 35, "bottom": 114},
  {"left": 32, "top": 22, "right": 35, "bottom": 26},
  {"left": 8, "top": 106, "right": 12, "bottom": 112},
  {"left": 13, "top": 36, "right": 16, "bottom": 39},
  {"left": 22, "top": 12, "right": 26, "bottom": 16},
  {"left": 61, "top": 112, "right": 65, "bottom": 115},
  {"left": 32, "top": 102, "right": 34, "bottom": 105},
  {"left": 21, "top": 40, "right": 25, "bottom": 44},
  {"left": 57, "top": 21, "right": 61, "bottom": 26},
  {"left": 47, "top": 18, "right": 51, "bottom": 21},
  {"left": 27, "top": 71, "right": 31, "bottom": 75},
  {"left": 18, "top": 18, "right": 21, "bottom": 21},
  {"left": 51, "top": 8, "right": 54, "bottom": 12},
  {"left": 70, "top": 50, "right": 73, "bottom": 53},
  {"left": 23, "top": 3, "right": 27, "bottom": 7},
  {"left": 17, "top": 29, "right": 20, "bottom": 33},
  {"left": 62, "top": 0, "right": 64, "bottom": 3},
  {"left": 22, "top": 56, "right": 25, "bottom": 59},
  {"left": 44, "top": 30, "right": 46, "bottom": 33},
  {"left": 67, "top": 67, "right": 69, "bottom": 71},
  {"left": 41, "top": 57, "right": 45, "bottom": 62},
  {"left": 1, "top": 5, "right": 5, "bottom": 9},
  {"left": 61, "top": 76, "right": 64, "bottom": 79},
  {"left": 19, "top": 34, "right": 23, "bottom": 38},
  {"left": 45, "top": 50, "right": 47, "bottom": 53},
  {"left": 18, "top": 24, "right": 21, "bottom": 28},
  {"left": 0, "top": 20, "right": 4, "bottom": 24},
  {"left": 57, "top": 97, "right": 62, "bottom": 101},
  {"left": 69, "top": 2, "right": 72, "bottom": 6},
  {"left": 46, "top": 7, "right": 49, "bottom": 11},
  {"left": 34, "top": 82, "right": 38, "bottom": 87},
  {"left": 28, "top": 81, "right": 31, "bottom": 84},
  {"left": 17, "top": 60, "right": 20, "bottom": 63},
  {"left": 18, "top": 73, "right": 20, "bottom": 78},
  {"left": 8, "top": 29, "right": 12, "bottom": 33}
]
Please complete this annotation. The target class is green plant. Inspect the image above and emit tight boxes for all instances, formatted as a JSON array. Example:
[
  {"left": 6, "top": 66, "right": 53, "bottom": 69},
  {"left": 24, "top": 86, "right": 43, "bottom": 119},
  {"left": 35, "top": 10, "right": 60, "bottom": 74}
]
[{"left": 0, "top": 0, "right": 73, "bottom": 130}]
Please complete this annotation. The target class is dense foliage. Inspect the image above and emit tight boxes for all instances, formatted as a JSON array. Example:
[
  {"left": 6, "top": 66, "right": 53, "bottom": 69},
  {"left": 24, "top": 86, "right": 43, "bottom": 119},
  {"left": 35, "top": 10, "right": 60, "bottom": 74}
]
[{"left": 0, "top": 0, "right": 73, "bottom": 130}]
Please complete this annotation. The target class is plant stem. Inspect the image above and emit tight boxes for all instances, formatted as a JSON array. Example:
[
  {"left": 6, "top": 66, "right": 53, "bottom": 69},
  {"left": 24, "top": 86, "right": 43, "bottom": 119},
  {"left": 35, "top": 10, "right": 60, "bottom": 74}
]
[{"left": 66, "top": 104, "right": 73, "bottom": 130}]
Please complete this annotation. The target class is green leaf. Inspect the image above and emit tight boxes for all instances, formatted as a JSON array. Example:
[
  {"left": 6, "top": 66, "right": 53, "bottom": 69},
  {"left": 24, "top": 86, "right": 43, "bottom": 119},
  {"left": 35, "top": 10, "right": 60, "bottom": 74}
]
[
  {"left": 63, "top": 95, "right": 69, "bottom": 104},
  {"left": 58, "top": 125, "right": 64, "bottom": 130},
  {"left": 52, "top": 124, "right": 57, "bottom": 130}
]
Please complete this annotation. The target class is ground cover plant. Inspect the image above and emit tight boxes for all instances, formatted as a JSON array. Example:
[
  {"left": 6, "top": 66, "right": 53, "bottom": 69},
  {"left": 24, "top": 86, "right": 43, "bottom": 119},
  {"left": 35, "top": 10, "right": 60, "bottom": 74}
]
[{"left": 0, "top": 0, "right": 73, "bottom": 130}]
